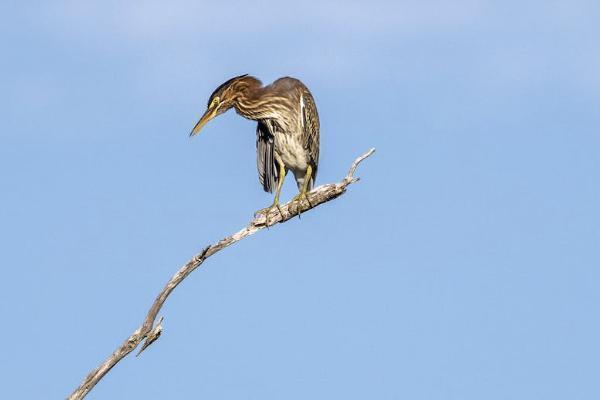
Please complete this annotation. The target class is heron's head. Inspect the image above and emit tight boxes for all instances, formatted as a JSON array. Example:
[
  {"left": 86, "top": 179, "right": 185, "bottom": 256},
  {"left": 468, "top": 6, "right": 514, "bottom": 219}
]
[{"left": 190, "top": 74, "right": 251, "bottom": 137}]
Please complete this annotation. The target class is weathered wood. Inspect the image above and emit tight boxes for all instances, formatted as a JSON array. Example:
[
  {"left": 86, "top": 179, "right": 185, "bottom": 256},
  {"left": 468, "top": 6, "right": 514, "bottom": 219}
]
[{"left": 67, "top": 148, "right": 375, "bottom": 400}]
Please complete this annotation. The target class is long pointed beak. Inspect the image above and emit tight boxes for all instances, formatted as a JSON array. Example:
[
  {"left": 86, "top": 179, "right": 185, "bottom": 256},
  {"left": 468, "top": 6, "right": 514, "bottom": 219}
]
[{"left": 190, "top": 107, "right": 216, "bottom": 137}]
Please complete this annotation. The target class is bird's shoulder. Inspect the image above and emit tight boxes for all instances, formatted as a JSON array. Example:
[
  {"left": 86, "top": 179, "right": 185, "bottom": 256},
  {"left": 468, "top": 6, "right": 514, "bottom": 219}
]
[{"left": 269, "top": 77, "right": 309, "bottom": 95}]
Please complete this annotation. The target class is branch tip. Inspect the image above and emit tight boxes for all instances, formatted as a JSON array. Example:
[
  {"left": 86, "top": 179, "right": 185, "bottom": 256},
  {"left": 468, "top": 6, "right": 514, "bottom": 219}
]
[{"left": 346, "top": 148, "right": 376, "bottom": 180}]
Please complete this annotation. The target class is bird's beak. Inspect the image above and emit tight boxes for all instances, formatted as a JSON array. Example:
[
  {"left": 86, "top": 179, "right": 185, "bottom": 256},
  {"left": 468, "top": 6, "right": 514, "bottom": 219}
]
[{"left": 190, "top": 106, "right": 218, "bottom": 137}]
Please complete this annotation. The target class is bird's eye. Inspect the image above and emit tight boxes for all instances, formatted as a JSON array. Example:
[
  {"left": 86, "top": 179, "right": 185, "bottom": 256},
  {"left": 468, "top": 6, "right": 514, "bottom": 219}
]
[{"left": 210, "top": 97, "right": 220, "bottom": 108}]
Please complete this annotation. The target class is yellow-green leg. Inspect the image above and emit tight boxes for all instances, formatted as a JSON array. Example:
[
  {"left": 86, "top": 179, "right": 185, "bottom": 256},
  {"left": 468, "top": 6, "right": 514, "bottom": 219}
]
[
  {"left": 255, "top": 162, "right": 286, "bottom": 225},
  {"left": 291, "top": 165, "right": 313, "bottom": 216}
]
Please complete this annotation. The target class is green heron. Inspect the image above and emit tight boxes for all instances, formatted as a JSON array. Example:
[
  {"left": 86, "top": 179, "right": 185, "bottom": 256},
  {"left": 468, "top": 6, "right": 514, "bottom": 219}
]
[{"left": 190, "top": 74, "right": 320, "bottom": 221}]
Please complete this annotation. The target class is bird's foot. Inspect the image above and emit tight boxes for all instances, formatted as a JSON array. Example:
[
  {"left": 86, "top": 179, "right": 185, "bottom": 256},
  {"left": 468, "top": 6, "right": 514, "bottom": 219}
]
[
  {"left": 254, "top": 202, "right": 283, "bottom": 226},
  {"left": 291, "top": 191, "right": 312, "bottom": 217}
]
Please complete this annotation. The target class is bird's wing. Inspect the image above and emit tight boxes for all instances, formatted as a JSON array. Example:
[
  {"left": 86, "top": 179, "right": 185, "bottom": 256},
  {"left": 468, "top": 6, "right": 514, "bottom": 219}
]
[
  {"left": 301, "top": 89, "right": 320, "bottom": 186},
  {"left": 256, "top": 121, "right": 278, "bottom": 193}
]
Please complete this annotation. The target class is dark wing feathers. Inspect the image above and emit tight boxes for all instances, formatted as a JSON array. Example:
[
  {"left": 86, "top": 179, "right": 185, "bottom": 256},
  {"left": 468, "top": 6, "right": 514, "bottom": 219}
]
[
  {"left": 301, "top": 89, "right": 320, "bottom": 187},
  {"left": 256, "top": 121, "right": 278, "bottom": 193},
  {"left": 255, "top": 79, "right": 319, "bottom": 192}
]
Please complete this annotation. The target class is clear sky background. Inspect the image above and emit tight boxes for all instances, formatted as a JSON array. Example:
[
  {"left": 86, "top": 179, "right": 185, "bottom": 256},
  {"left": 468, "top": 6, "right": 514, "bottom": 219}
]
[{"left": 1, "top": 1, "right": 599, "bottom": 399}]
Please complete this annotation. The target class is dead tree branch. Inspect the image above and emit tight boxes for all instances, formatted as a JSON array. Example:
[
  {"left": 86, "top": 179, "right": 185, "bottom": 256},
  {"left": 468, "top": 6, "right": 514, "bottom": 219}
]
[{"left": 67, "top": 148, "right": 375, "bottom": 400}]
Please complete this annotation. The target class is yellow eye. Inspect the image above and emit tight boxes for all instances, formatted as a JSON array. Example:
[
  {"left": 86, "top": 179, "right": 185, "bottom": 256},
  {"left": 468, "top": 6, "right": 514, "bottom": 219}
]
[{"left": 210, "top": 97, "right": 220, "bottom": 108}]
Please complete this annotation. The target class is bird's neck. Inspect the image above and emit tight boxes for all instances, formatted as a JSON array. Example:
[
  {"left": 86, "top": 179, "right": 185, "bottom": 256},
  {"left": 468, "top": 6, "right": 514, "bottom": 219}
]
[{"left": 233, "top": 78, "right": 272, "bottom": 121}]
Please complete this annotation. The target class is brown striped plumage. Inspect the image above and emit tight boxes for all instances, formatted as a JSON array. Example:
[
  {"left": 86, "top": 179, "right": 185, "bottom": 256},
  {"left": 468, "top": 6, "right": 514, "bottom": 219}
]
[{"left": 190, "top": 75, "right": 320, "bottom": 217}]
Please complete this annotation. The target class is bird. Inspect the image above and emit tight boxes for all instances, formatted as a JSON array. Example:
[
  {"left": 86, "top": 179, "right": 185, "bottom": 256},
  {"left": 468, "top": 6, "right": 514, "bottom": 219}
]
[{"left": 190, "top": 74, "right": 320, "bottom": 223}]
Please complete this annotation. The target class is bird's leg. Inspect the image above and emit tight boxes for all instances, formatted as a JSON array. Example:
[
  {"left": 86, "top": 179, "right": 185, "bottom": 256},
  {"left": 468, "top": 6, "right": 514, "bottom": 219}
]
[
  {"left": 291, "top": 165, "right": 313, "bottom": 216},
  {"left": 255, "top": 162, "right": 286, "bottom": 226}
]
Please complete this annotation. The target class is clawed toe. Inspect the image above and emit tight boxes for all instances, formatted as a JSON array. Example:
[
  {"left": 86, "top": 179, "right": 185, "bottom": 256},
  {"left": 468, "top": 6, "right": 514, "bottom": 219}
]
[
  {"left": 255, "top": 203, "right": 283, "bottom": 226},
  {"left": 291, "top": 192, "right": 311, "bottom": 217}
]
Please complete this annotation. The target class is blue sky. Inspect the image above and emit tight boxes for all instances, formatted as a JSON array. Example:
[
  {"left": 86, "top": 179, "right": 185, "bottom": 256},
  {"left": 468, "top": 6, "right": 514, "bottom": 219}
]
[{"left": 1, "top": 1, "right": 599, "bottom": 399}]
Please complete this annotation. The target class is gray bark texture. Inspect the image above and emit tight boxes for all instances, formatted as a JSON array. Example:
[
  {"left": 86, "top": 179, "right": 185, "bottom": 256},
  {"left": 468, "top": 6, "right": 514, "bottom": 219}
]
[{"left": 67, "top": 148, "right": 375, "bottom": 400}]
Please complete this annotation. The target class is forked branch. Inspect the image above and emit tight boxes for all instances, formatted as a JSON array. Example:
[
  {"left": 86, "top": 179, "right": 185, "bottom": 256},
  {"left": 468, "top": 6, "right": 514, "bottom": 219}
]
[{"left": 67, "top": 148, "right": 375, "bottom": 400}]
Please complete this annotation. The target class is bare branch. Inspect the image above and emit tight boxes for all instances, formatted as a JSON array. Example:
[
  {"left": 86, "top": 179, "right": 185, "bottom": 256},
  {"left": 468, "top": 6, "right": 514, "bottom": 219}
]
[
  {"left": 345, "top": 147, "right": 375, "bottom": 183},
  {"left": 67, "top": 148, "right": 376, "bottom": 400}
]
